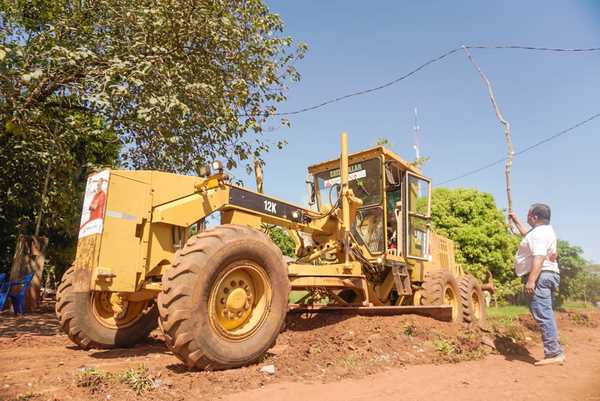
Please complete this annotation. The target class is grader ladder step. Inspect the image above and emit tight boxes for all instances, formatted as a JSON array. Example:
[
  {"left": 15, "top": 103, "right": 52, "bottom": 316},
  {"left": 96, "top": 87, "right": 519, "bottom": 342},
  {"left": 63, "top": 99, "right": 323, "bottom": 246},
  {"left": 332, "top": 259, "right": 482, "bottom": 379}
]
[
  {"left": 390, "top": 262, "right": 412, "bottom": 296},
  {"left": 288, "top": 305, "right": 452, "bottom": 322}
]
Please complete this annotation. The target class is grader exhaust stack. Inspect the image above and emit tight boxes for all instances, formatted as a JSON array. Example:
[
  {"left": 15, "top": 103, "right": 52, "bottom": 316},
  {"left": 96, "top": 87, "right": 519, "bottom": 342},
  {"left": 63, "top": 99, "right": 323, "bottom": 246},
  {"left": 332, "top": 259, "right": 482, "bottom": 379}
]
[{"left": 56, "top": 131, "right": 487, "bottom": 371}]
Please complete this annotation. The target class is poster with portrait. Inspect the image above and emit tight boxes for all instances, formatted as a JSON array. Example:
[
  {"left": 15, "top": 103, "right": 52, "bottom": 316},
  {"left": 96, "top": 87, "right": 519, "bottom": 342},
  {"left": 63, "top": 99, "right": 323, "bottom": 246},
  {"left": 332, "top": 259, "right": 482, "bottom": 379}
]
[{"left": 79, "top": 170, "right": 110, "bottom": 239}]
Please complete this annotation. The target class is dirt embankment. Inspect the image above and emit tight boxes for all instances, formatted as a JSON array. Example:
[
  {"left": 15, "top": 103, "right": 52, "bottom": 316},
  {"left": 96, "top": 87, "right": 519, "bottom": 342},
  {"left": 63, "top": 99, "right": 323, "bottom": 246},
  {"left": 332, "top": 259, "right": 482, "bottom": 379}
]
[{"left": 1, "top": 304, "right": 599, "bottom": 401}]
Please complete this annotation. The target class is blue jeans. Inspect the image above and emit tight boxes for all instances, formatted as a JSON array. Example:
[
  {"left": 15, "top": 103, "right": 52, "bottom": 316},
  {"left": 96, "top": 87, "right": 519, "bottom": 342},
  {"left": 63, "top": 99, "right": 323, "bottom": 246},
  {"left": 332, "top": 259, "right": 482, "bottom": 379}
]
[{"left": 526, "top": 271, "right": 563, "bottom": 358}]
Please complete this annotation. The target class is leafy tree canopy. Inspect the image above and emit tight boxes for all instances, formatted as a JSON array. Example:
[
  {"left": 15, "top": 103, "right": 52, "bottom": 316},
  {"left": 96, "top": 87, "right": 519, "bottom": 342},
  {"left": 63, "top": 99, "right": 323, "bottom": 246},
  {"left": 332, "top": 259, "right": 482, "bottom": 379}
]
[
  {"left": 265, "top": 226, "right": 295, "bottom": 258},
  {"left": 1, "top": 0, "right": 307, "bottom": 173},
  {"left": 556, "top": 239, "right": 588, "bottom": 303},
  {"left": 0, "top": 0, "right": 305, "bottom": 273},
  {"left": 430, "top": 188, "right": 520, "bottom": 293}
]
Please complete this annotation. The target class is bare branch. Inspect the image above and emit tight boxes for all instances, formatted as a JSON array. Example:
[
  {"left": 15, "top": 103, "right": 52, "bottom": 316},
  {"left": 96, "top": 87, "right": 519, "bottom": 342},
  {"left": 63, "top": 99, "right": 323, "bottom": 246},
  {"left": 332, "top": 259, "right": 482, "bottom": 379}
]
[{"left": 462, "top": 46, "right": 515, "bottom": 221}]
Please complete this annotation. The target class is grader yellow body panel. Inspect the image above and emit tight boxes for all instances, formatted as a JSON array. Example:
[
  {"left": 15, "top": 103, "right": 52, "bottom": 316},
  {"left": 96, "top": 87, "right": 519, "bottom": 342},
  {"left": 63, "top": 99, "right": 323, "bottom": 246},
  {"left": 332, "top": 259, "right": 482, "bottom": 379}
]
[{"left": 57, "top": 133, "right": 487, "bottom": 371}]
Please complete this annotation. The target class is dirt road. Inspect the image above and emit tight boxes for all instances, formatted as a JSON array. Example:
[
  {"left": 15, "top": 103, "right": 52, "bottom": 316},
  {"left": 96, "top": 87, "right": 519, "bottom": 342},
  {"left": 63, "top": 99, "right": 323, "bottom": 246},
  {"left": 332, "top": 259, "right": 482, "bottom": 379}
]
[
  {"left": 1, "top": 305, "right": 598, "bottom": 401},
  {"left": 226, "top": 346, "right": 600, "bottom": 401}
]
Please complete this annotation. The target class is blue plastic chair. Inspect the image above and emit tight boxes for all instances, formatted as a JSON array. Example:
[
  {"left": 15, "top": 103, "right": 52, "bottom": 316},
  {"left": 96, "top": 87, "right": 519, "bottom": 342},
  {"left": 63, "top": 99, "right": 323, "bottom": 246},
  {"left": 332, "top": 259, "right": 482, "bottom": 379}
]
[
  {"left": 9, "top": 273, "right": 35, "bottom": 315},
  {"left": 0, "top": 275, "right": 10, "bottom": 311}
]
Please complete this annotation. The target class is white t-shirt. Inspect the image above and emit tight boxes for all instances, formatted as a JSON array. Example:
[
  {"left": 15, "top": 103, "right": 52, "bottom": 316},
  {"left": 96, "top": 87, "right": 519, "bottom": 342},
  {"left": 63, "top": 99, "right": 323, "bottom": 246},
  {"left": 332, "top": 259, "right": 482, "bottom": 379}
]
[{"left": 514, "top": 224, "right": 559, "bottom": 277}]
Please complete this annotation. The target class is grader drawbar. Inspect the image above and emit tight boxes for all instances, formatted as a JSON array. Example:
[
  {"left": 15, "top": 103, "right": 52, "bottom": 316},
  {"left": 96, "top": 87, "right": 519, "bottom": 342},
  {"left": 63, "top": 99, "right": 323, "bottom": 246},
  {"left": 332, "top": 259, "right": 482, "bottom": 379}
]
[{"left": 56, "top": 133, "right": 486, "bottom": 370}]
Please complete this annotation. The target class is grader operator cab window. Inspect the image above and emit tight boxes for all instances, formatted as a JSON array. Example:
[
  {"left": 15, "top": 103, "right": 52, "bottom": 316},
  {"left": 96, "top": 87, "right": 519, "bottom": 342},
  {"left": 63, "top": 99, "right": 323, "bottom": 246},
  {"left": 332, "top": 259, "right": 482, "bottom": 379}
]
[
  {"left": 315, "top": 158, "right": 382, "bottom": 208},
  {"left": 406, "top": 173, "right": 431, "bottom": 259},
  {"left": 385, "top": 161, "right": 403, "bottom": 255},
  {"left": 315, "top": 158, "right": 384, "bottom": 254}
]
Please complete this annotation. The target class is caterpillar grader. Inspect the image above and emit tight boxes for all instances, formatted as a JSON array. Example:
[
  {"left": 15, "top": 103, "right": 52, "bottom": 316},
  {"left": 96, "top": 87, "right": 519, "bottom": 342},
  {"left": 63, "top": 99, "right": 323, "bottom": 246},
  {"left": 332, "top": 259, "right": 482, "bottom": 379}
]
[{"left": 56, "top": 133, "right": 486, "bottom": 370}]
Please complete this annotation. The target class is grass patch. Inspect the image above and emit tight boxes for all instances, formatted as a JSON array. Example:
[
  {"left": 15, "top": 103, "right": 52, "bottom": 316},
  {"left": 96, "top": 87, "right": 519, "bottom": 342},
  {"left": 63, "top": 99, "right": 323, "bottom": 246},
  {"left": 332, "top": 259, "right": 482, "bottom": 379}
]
[
  {"left": 429, "top": 331, "right": 487, "bottom": 362},
  {"left": 486, "top": 305, "right": 529, "bottom": 319},
  {"left": 118, "top": 366, "right": 155, "bottom": 395},
  {"left": 76, "top": 367, "right": 112, "bottom": 394},
  {"left": 561, "top": 300, "right": 596, "bottom": 311},
  {"left": 76, "top": 365, "right": 156, "bottom": 396},
  {"left": 433, "top": 338, "right": 455, "bottom": 355},
  {"left": 14, "top": 392, "right": 37, "bottom": 401},
  {"left": 402, "top": 322, "right": 417, "bottom": 336},
  {"left": 339, "top": 354, "right": 360, "bottom": 369}
]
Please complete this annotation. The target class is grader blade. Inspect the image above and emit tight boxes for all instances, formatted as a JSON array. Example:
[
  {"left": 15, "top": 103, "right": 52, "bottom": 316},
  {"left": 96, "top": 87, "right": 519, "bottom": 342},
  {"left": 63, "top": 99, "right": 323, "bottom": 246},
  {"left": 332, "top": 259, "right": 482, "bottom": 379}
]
[{"left": 288, "top": 305, "right": 453, "bottom": 322}]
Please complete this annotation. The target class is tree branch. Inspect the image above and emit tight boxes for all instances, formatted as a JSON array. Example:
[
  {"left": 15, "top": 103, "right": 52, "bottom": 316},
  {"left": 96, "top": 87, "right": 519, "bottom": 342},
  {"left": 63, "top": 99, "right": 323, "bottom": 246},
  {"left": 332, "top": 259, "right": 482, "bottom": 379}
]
[{"left": 463, "top": 46, "right": 515, "bottom": 219}]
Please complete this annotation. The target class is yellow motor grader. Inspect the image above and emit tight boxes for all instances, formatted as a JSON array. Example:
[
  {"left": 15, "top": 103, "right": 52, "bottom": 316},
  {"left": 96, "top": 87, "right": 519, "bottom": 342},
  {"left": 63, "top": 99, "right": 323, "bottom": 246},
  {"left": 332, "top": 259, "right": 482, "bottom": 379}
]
[{"left": 56, "top": 133, "right": 485, "bottom": 370}]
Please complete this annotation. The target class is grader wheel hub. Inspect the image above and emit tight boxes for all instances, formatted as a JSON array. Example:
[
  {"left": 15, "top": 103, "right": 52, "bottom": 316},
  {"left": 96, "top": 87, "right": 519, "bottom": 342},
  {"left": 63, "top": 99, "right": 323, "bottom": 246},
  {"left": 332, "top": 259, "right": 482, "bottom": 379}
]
[
  {"left": 444, "top": 286, "right": 458, "bottom": 321},
  {"left": 227, "top": 287, "right": 249, "bottom": 310},
  {"left": 92, "top": 291, "right": 147, "bottom": 329},
  {"left": 210, "top": 262, "right": 271, "bottom": 339}
]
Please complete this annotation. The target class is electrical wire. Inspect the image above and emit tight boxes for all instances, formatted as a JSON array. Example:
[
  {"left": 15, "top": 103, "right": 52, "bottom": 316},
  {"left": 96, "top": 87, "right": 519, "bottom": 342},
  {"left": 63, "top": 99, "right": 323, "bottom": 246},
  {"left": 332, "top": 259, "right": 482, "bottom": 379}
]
[
  {"left": 436, "top": 111, "right": 600, "bottom": 185},
  {"left": 241, "top": 45, "right": 600, "bottom": 118}
]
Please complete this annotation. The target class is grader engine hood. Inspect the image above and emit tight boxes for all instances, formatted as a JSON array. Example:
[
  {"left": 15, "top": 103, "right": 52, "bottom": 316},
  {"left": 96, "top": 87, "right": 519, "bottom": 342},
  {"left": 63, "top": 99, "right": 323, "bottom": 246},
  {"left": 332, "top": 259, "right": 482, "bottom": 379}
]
[
  {"left": 72, "top": 169, "right": 327, "bottom": 294},
  {"left": 72, "top": 169, "right": 155, "bottom": 293}
]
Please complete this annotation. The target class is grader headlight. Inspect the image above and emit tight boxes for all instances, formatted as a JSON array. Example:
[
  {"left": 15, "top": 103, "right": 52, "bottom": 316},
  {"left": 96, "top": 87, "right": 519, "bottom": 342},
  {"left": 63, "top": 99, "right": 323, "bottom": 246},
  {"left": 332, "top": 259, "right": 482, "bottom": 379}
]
[{"left": 212, "top": 160, "right": 224, "bottom": 173}]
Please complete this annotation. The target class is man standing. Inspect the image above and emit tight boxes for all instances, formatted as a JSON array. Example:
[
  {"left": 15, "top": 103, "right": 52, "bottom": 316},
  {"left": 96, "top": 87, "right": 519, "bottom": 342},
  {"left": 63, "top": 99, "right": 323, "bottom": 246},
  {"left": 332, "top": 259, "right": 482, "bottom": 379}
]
[{"left": 509, "top": 204, "right": 564, "bottom": 366}]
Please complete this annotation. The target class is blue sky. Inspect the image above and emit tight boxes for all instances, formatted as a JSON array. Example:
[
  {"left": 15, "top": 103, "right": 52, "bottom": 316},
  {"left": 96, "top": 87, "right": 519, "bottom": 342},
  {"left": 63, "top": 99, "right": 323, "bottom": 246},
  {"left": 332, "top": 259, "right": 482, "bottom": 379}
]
[{"left": 253, "top": 1, "right": 600, "bottom": 262}]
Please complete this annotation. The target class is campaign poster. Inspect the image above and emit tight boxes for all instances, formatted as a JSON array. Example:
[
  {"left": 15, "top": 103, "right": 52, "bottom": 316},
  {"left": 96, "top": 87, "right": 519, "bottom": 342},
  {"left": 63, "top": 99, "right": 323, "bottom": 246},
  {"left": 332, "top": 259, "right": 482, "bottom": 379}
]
[{"left": 79, "top": 170, "right": 110, "bottom": 239}]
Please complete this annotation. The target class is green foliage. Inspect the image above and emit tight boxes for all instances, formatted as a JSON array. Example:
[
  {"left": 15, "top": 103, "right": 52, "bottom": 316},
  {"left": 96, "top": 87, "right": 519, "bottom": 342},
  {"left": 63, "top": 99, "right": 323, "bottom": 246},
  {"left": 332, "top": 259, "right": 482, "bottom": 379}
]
[
  {"left": 486, "top": 305, "right": 529, "bottom": 319},
  {"left": 76, "top": 367, "right": 113, "bottom": 393},
  {"left": 430, "top": 188, "right": 520, "bottom": 294},
  {"left": 76, "top": 365, "right": 155, "bottom": 396},
  {"left": 375, "top": 138, "right": 392, "bottom": 147},
  {"left": 118, "top": 366, "right": 155, "bottom": 395},
  {"left": 433, "top": 338, "right": 455, "bottom": 355},
  {"left": 556, "top": 240, "right": 598, "bottom": 304},
  {"left": 409, "top": 156, "right": 430, "bottom": 169},
  {"left": 1, "top": 0, "right": 306, "bottom": 173},
  {"left": 1, "top": 0, "right": 305, "bottom": 274},
  {"left": 265, "top": 226, "right": 296, "bottom": 257},
  {"left": 0, "top": 120, "right": 119, "bottom": 274},
  {"left": 586, "top": 275, "right": 600, "bottom": 303}
]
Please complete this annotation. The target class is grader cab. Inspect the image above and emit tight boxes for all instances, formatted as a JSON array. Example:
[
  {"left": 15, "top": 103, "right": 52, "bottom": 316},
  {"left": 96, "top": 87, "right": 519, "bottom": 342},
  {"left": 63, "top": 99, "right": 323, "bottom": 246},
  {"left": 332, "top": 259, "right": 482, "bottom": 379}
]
[{"left": 56, "top": 133, "right": 485, "bottom": 370}]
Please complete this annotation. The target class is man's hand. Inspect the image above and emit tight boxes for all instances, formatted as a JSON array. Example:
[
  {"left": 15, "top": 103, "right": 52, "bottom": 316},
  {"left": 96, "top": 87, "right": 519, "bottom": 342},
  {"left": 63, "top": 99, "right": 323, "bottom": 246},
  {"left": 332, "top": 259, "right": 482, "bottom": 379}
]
[
  {"left": 509, "top": 212, "right": 527, "bottom": 236},
  {"left": 525, "top": 280, "right": 536, "bottom": 297}
]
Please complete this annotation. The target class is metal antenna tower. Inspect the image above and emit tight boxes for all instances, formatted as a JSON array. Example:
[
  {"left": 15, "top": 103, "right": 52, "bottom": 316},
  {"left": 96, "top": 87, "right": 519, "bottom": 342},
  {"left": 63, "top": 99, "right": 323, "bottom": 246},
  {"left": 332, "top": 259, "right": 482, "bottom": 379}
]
[{"left": 412, "top": 107, "right": 421, "bottom": 160}]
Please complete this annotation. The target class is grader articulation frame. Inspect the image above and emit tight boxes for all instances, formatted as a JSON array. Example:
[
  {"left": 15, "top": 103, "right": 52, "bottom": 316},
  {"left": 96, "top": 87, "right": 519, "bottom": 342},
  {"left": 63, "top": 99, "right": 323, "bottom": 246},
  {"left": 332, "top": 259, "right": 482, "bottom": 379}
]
[{"left": 56, "top": 133, "right": 486, "bottom": 370}]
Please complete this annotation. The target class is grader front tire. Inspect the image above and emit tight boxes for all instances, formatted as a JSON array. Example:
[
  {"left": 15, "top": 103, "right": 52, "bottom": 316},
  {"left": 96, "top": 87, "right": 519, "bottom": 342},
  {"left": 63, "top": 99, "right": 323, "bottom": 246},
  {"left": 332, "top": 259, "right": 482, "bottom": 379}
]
[
  {"left": 158, "top": 224, "right": 289, "bottom": 371},
  {"left": 421, "top": 270, "right": 463, "bottom": 323},
  {"left": 458, "top": 275, "right": 486, "bottom": 327},
  {"left": 55, "top": 266, "right": 158, "bottom": 349}
]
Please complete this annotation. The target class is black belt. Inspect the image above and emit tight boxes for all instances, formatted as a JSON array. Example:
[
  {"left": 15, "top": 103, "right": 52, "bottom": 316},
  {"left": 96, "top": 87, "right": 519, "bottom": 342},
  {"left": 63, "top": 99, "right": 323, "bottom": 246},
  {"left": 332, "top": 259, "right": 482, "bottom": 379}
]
[{"left": 522, "top": 270, "right": 559, "bottom": 283}]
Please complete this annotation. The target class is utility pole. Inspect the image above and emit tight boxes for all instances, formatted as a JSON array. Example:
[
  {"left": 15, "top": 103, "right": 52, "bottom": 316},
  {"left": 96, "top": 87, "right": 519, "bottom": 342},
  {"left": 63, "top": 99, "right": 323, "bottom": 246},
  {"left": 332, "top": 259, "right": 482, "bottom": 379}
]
[{"left": 412, "top": 107, "right": 421, "bottom": 160}]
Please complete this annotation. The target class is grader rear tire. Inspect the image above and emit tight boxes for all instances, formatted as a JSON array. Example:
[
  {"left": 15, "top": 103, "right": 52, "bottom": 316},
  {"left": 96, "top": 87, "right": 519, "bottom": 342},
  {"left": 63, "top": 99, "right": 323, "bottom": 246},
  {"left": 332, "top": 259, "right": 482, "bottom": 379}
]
[
  {"left": 158, "top": 224, "right": 289, "bottom": 371},
  {"left": 458, "top": 275, "right": 486, "bottom": 327},
  {"left": 55, "top": 266, "right": 158, "bottom": 349},
  {"left": 421, "top": 270, "right": 463, "bottom": 323}
]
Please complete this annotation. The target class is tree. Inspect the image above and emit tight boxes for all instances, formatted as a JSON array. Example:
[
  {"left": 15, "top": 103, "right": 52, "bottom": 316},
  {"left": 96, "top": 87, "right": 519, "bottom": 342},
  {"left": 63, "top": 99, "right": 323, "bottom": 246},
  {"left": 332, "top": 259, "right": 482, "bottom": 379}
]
[
  {"left": 586, "top": 274, "right": 600, "bottom": 303},
  {"left": 265, "top": 226, "right": 296, "bottom": 258},
  {"left": 556, "top": 240, "right": 588, "bottom": 304},
  {"left": 0, "top": 115, "right": 119, "bottom": 274},
  {"left": 1, "top": 1, "right": 305, "bottom": 274},
  {"left": 1, "top": 0, "right": 306, "bottom": 173},
  {"left": 430, "top": 188, "right": 520, "bottom": 298}
]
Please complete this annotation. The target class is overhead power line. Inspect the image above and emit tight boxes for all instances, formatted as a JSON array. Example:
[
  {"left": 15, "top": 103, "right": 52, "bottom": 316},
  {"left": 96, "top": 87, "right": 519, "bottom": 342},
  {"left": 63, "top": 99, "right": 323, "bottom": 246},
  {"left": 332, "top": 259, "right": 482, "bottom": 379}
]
[
  {"left": 244, "top": 45, "right": 600, "bottom": 118},
  {"left": 436, "top": 111, "right": 600, "bottom": 185}
]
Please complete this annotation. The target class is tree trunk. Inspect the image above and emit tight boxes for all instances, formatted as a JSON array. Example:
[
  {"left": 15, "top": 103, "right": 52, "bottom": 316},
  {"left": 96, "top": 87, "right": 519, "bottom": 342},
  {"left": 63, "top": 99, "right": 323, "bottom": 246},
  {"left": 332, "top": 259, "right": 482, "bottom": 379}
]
[{"left": 9, "top": 235, "right": 48, "bottom": 312}]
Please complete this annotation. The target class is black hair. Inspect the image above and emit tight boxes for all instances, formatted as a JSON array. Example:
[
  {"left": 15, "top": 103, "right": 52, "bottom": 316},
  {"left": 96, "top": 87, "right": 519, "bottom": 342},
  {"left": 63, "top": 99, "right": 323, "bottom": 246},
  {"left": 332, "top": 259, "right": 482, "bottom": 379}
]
[{"left": 530, "top": 203, "right": 551, "bottom": 224}]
